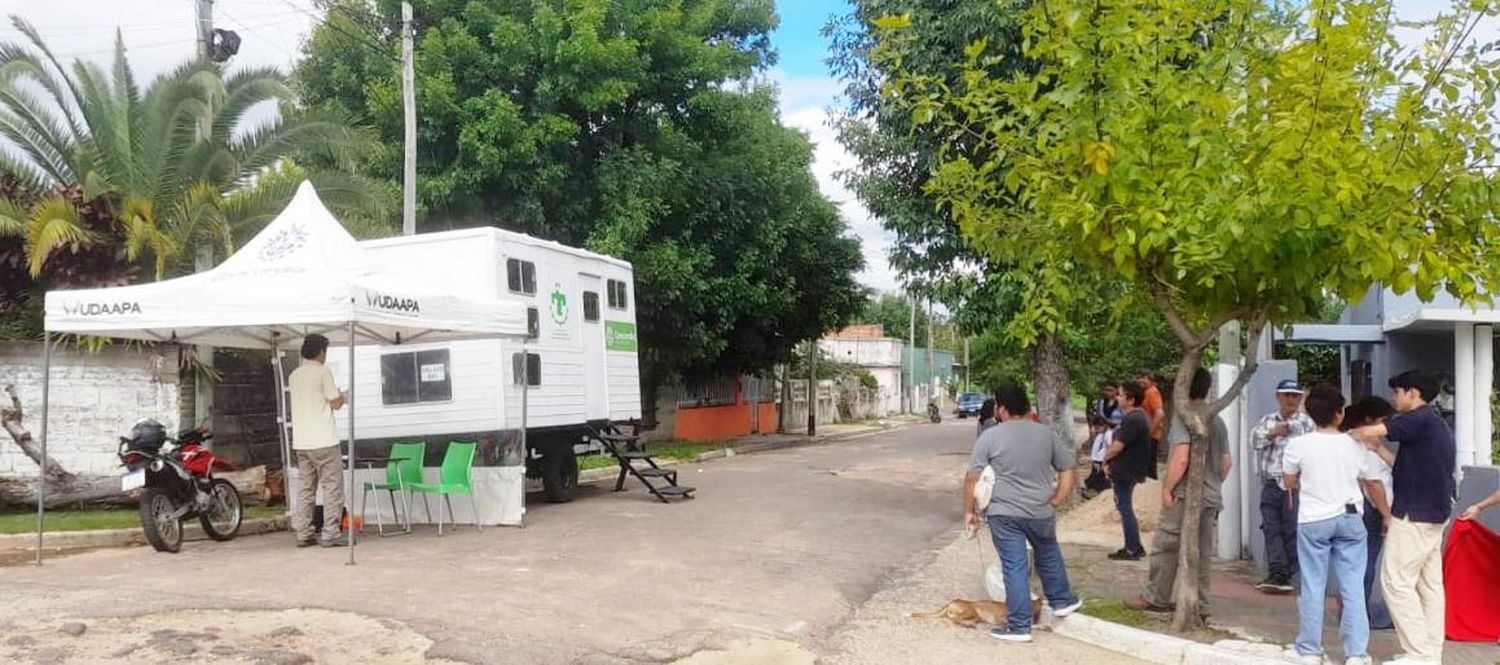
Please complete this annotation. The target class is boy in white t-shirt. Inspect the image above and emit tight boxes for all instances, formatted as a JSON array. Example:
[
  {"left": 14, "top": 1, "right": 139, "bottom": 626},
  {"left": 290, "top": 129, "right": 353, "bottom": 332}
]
[{"left": 1282, "top": 386, "right": 1384, "bottom": 665}]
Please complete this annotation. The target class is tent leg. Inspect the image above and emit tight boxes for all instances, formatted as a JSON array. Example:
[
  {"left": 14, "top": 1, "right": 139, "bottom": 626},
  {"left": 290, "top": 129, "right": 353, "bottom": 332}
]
[
  {"left": 271, "top": 336, "right": 294, "bottom": 520},
  {"left": 346, "top": 320, "right": 356, "bottom": 566},
  {"left": 34, "top": 332, "right": 51, "bottom": 566}
]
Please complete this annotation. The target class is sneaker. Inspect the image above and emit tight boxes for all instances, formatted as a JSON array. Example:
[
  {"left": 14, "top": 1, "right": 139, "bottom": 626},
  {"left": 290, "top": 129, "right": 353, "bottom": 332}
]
[
  {"left": 1269, "top": 577, "right": 1296, "bottom": 593},
  {"left": 319, "top": 533, "right": 356, "bottom": 548},
  {"left": 295, "top": 537, "right": 316, "bottom": 548},
  {"left": 1258, "top": 575, "right": 1294, "bottom": 594},
  {"left": 1051, "top": 597, "right": 1085, "bottom": 617},
  {"left": 1107, "top": 548, "right": 1144, "bottom": 561},
  {"left": 988, "top": 627, "right": 1033, "bottom": 643},
  {"left": 1123, "top": 596, "right": 1173, "bottom": 613},
  {"left": 1344, "top": 657, "right": 1372, "bottom": 665},
  {"left": 1282, "top": 647, "right": 1322, "bottom": 665}
]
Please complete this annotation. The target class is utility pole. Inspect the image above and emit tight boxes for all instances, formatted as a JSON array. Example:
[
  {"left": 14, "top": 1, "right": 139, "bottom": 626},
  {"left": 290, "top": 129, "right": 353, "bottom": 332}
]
[
  {"left": 193, "top": 0, "right": 216, "bottom": 434},
  {"left": 926, "top": 298, "right": 936, "bottom": 409},
  {"left": 807, "top": 340, "right": 817, "bottom": 437},
  {"left": 195, "top": 0, "right": 213, "bottom": 60},
  {"left": 964, "top": 336, "right": 971, "bottom": 393},
  {"left": 401, "top": 1, "right": 417, "bottom": 236},
  {"left": 907, "top": 294, "right": 916, "bottom": 413}
]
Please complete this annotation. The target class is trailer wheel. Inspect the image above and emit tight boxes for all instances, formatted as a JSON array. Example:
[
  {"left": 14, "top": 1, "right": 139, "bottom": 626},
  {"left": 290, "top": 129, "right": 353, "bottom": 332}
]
[{"left": 541, "top": 448, "right": 579, "bottom": 503}]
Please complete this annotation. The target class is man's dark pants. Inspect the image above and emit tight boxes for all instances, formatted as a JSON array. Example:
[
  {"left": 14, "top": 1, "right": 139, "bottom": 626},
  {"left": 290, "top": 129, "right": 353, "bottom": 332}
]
[
  {"left": 1260, "top": 481, "right": 1298, "bottom": 580},
  {"left": 1112, "top": 471, "right": 1143, "bottom": 553}
]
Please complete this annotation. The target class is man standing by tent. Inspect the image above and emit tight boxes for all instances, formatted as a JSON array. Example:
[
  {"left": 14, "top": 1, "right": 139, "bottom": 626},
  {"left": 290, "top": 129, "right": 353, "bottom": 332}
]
[{"left": 290, "top": 334, "right": 351, "bottom": 548}]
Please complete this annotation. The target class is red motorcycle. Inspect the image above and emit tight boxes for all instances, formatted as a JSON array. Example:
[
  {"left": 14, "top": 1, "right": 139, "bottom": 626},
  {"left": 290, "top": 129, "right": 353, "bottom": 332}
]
[{"left": 118, "top": 420, "right": 242, "bottom": 553}]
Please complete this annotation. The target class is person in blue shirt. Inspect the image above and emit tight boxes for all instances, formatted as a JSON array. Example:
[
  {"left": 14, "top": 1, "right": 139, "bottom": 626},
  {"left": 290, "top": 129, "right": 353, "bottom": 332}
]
[{"left": 1348, "top": 370, "right": 1455, "bottom": 665}]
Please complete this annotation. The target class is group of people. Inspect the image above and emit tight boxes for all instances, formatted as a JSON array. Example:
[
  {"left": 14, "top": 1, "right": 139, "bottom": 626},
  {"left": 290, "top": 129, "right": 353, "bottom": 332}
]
[{"left": 964, "top": 367, "right": 1496, "bottom": 664}]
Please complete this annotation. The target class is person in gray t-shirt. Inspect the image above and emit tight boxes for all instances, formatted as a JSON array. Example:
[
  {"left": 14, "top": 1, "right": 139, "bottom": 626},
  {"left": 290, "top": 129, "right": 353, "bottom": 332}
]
[
  {"left": 1127, "top": 368, "right": 1233, "bottom": 614},
  {"left": 964, "top": 385, "right": 1082, "bottom": 641}
]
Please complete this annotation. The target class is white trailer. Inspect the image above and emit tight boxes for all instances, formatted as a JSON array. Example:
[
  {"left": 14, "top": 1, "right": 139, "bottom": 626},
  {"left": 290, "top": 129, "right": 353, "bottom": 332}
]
[{"left": 337, "top": 228, "right": 641, "bottom": 502}]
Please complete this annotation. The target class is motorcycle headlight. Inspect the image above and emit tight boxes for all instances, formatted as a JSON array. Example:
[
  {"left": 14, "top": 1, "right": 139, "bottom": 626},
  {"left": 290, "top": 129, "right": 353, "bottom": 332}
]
[{"left": 150, "top": 459, "right": 164, "bottom": 472}]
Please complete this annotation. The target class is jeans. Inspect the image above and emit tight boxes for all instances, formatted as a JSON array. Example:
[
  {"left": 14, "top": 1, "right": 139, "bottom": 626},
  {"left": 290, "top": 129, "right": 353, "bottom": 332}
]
[
  {"left": 1112, "top": 472, "right": 1143, "bottom": 553},
  {"left": 1295, "top": 513, "right": 1369, "bottom": 659},
  {"left": 988, "top": 514, "right": 1079, "bottom": 633},
  {"left": 1260, "top": 482, "right": 1299, "bottom": 579},
  {"left": 1361, "top": 502, "right": 1393, "bottom": 629}
]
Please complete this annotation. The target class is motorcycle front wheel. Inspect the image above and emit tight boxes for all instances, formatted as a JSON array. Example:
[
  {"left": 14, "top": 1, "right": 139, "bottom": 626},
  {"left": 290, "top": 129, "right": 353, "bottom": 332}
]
[
  {"left": 139, "top": 487, "right": 183, "bottom": 553},
  {"left": 200, "top": 478, "right": 242, "bottom": 541}
]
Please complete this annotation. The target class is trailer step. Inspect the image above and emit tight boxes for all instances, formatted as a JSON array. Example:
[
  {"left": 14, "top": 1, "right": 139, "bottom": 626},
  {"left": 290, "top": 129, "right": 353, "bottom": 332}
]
[
  {"left": 636, "top": 468, "right": 676, "bottom": 479},
  {"left": 588, "top": 420, "right": 702, "bottom": 503}
]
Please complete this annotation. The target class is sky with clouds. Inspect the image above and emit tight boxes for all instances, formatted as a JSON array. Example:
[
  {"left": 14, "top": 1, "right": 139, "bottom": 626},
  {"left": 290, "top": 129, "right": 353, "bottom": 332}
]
[{"left": 0, "top": 0, "right": 1492, "bottom": 295}]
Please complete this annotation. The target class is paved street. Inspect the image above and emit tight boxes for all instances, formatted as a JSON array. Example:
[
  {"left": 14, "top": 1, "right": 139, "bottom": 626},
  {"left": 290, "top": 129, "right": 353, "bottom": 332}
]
[{"left": 0, "top": 420, "right": 1133, "bottom": 664}]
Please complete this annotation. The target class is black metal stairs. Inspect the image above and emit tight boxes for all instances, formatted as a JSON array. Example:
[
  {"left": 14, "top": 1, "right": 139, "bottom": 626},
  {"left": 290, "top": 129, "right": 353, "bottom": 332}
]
[{"left": 587, "top": 420, "right": 696, "bottom": 503}]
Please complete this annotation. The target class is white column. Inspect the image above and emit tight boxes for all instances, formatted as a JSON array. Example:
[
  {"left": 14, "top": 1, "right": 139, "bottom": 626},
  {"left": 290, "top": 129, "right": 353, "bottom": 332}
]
[
  {"left": 1476, "top": 324, "right": 1494, "bottom": 467},
  {"left": 1455, "top": 325, "right": 1476, "bottom": 469}
]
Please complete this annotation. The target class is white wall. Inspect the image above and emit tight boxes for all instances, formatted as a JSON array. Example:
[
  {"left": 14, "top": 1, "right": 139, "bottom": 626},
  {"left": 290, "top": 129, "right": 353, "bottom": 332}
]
[{"left": 0, "top": 342, "right": 180, "bottom": 478}]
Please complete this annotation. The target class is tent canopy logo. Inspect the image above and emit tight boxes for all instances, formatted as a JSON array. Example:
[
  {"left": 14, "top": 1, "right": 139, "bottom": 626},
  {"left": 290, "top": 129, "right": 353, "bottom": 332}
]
[
  {"left": 258, "top": 223, "right": 309, "bottom": 261},
  {"left": 365, "top": 291, "right": 420, "bottom": 315},
  {"left": 62, "top": 301, "right": 142, "bottom": 316}
]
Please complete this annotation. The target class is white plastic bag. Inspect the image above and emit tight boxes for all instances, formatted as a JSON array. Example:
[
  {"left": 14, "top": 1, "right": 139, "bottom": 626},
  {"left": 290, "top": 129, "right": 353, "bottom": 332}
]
[
  {"left": 974, "top": 465, "right": 996, "bottom": 510},
  {"left": 984, "top": 562, "right": 1008, "bottom": 602}
]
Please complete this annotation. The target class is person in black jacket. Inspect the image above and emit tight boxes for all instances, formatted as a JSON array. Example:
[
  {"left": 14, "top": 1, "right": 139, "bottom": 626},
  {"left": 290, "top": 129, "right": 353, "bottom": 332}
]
[{"left": 1103, "top": 381, "right": 1154, "bottom": 560}]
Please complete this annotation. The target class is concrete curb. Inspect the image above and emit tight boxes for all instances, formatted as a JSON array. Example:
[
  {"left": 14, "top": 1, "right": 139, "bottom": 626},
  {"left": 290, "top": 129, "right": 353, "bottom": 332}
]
[
  {"left": 574, "top": 424, "right": 903, "bottom": 486},
  {"left": 1052, "top": 614, "right": 1292, "bottom": 665},
  {"left": 0, "top": 515, "right": 289, "bottom": 553}
]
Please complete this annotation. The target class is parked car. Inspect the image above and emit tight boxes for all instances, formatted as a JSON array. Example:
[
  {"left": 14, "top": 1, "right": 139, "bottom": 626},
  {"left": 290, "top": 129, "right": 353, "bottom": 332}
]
[{"left": 954, "top": 392, "right": 986, "bottom": 419}]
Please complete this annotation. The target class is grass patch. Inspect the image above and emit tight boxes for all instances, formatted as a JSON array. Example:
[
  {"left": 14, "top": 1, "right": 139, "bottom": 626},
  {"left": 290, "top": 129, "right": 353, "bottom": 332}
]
[
  {"left": 576, "top": 441, "right": 731, "bottom": 473},
  {"left": 1078, "top": 599, "right": 1152, "bottom": 628},
  {"left": 0, "top": 505, "right": 284, "bottom": 535}
]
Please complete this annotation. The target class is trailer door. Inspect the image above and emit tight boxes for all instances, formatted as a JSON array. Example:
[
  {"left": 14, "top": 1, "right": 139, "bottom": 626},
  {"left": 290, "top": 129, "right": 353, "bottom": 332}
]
[{"left": 579, "top": 274, "right": 609, "bottom": 420}]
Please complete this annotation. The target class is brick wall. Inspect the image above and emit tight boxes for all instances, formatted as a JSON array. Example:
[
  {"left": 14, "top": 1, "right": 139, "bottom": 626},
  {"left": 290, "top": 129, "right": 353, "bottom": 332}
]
[{"left": 0, "top": 341, "right": 180, "bottom": 478}]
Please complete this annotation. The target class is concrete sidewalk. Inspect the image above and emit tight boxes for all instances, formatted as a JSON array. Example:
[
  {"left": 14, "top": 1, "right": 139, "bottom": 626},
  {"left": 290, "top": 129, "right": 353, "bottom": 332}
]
[{"left": 1059, "top": 491, "right": 1500, "bottom": 664}]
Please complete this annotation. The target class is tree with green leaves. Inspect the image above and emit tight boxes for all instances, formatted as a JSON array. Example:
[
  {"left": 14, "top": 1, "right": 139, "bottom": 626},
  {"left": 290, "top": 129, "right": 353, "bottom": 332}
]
[
  {"left": 295, "top": 0, "right": 864, "bottom": 418},
  {"left": 830, "top": 0, "right": 1182, "bottom": 443},
  {"left": 0, "top": 17, "right": 390, "bottom": 294},
  {"left": 877, "top": 0, "right": 1500, "bottom": 629}
]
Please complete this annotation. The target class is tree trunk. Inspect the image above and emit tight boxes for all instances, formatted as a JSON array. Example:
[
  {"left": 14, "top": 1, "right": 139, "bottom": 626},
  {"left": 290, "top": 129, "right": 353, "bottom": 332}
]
[
  {"left": 1027, "top": 333, "right": 1074, "bottom": 449},
  {"left": 0, "top": 475, "right": 127, "bottom": 508},
  {"left": 1170, "top": 346, "right": 1212, "bottom": 630},
  {"left": 1, "top": 383, "right": 131, "bottom": 508}
]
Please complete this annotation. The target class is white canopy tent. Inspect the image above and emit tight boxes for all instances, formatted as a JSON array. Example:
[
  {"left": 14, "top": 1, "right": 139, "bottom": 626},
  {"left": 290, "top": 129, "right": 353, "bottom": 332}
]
[{"left": 35, "top": 182, "right": 529, "bottom": 563}]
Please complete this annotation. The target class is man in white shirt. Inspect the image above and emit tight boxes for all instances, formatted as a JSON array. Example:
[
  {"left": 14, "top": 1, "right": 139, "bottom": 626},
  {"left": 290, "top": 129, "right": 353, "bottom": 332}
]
[
  {"left": 1282, "top": 386, "right": 1385, "bottom": 665},
  {"left": 289, "top": 334, "right": 349, "bottom": 548}
]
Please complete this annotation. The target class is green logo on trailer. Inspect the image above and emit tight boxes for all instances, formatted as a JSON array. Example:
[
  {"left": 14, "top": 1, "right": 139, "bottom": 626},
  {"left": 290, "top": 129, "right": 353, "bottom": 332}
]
[
  {"left": 605, "top": 321, "right": 637, "bottom": 352},
  {"left": 550, "top": 284, "right": 568, "bottom": 324}
]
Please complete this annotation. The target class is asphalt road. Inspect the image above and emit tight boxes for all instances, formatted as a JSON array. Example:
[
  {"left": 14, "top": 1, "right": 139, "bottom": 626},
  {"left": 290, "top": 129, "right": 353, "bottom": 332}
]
[{"left": 0, "top": 419, "right": 1132, "bottom": 664}]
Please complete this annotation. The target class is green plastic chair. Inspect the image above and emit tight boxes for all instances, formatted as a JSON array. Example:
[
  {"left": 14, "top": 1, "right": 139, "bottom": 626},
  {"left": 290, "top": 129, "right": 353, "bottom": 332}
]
[
  {"left": 361, "top": 441, "right": 426, "bottom": 536},
  {"left": 411, "top": 441, "right": 479, "bottom": 536}
]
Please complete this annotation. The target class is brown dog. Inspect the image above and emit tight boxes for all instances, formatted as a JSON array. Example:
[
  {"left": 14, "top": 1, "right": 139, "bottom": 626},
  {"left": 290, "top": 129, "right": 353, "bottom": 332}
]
[{"left": 909, "top": 597, "right": 1044, "bottom": 628}]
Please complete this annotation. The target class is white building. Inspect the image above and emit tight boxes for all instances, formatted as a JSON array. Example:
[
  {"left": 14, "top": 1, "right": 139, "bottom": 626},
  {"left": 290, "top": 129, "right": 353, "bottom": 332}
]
[{"left": 819, "top": 325, "right": 904, "bottom": 417}]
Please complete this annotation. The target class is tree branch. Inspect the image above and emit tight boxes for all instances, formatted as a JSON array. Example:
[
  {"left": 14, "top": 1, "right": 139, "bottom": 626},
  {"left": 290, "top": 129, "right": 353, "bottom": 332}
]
[
  {"left": 1205, "top": 312, "right": 1269, "bottom": 416},
  {"left": 1, "top": 384, "right": 73, "bottom": 479}
]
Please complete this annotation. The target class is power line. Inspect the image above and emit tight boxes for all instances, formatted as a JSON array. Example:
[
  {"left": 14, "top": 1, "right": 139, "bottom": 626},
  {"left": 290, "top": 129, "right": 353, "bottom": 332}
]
[{"left": 275, "top": 0, "right": 398, "bottom": 63}]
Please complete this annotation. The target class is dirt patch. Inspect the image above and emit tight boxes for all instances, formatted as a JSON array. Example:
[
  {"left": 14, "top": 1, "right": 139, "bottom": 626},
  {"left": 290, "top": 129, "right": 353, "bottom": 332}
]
[
  {"left": 0, "top": 608, "right": 460, "bottom": 665},
  {"left": 1057, "top": 479, "right": 1162, "bottom": 548}
]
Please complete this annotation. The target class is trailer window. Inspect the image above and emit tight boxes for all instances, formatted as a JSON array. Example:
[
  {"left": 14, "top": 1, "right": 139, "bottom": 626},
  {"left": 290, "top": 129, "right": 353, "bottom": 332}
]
[
  {"left": 527, "top": 307, "right": 539, "bottom": 339},
  {"left": 506, "top": 258, "right": 536, "bottom": 295},
  {"left": 583, "top": 291, "right": 600, "bottom": 322},
  {"left": 511, "top": 352, "right": 541, "bottom": 386},
  {"left": 607, "top": 279, "right": 628, "bottom": 309},
  {"left": 380, "top": 350, "right": 453, "bottom": 405}
]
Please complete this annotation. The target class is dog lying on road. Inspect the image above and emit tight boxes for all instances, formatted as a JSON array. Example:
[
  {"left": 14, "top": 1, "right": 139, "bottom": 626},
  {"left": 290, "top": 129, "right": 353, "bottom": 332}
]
[{"left": 909, "top": 597, "right": 1044, "bottom": 628}]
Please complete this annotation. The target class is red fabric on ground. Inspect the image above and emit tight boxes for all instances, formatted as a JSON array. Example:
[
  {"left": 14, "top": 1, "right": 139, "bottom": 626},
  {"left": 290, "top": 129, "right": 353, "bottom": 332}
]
[{"left": 1444, "top": 518, "right": 1500, "bottom": 642}]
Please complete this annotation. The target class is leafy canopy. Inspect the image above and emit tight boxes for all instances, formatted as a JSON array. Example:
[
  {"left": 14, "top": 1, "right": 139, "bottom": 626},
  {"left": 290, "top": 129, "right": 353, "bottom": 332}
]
[
  {"left": 297, "top": 0, "right": 864, "bottom": 392},
  {"left": 879, "top": 0, "right": 1500, "bottom": 356}
]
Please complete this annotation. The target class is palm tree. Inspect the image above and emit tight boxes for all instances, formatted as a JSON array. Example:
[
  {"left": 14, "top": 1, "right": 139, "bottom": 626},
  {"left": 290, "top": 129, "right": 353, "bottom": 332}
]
[{"left": 0, "top": 17, "right": 393, "bottom": 281}]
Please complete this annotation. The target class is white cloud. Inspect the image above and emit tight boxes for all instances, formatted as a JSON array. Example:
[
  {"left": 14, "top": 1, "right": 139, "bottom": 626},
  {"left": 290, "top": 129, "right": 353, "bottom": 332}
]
[{"left": 771, "top": 68, "right": 903, "bottom": 294}]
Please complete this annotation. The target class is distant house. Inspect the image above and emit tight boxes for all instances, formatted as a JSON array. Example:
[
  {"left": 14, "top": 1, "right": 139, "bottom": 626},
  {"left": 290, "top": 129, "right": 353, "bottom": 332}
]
[{"left": 819, "top": 325, "right": 959, "bottom": 416}]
